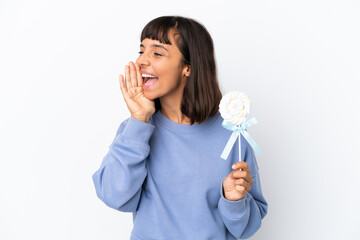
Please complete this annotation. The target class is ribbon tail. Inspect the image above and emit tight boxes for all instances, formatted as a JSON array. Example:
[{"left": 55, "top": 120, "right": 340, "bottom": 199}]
[
  {"left": 241, "top": 130, "right": 263, "bottom": 155},
  {"left": 244, "top": 117, "right": 258, "bottom": 128},
  {"left": 220, "top": 131, "right": 239, "bottom": 160}
]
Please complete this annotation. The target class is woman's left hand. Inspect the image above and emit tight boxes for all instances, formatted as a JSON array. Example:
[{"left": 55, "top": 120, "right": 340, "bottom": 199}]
[{"left": 222, "top": 161, "right": 254, "bottom": 201}]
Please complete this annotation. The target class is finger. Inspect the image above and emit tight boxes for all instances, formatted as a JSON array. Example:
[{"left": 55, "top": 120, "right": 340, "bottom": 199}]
[
  {"left": 242, "top": 182, "right": 251, "bottom": 192},
  {"left": 119, "top": 74, "right": 131, "bottom": 104},
  {"left": 135, "top": 62, "right": 143, "bottom": 87},
  {"left": 235, "top": 185, "right": 249, "bottom": 195},
  {"left": 129, "top": 61, "right": 137, "bottom": 88},
  {"left": 232, "top": 170, "right": 252, "bottom": 181},
  {"left": 241, "top": 172, "right": 253, "bottom": 185},
  {"left": 232, "top": 161, "right": 249, "bottom": 171},
  {"left": 125, "top": 65, "right": 131, "bottom": 89},
  {"left": 119, "top": 74, "right": 129, "bottom": 98},
  {"left": 232, "top": 161, "right": 250, "bottom": 172},
  {"left": 236, "top": 184, "right": 251, "bottom": 193},
  {"left": 234, "top": 177, "right": 252, "bottom": 186}
]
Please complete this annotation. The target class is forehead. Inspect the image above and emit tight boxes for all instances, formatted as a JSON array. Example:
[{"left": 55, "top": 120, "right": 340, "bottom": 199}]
[
  {"left": 140, "top": 29, "right": 179, "bottom": 48},
  {"left": 140, "top": 37, "right": 171, "bottom": 48},
  {"left": 140, "top": 38, "right": 179, "bottom": 54}
]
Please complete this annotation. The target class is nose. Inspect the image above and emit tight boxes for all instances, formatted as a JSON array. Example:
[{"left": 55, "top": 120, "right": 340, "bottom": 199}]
[{"left": 136, "top": 51, "right": 150, "bottom": 67}]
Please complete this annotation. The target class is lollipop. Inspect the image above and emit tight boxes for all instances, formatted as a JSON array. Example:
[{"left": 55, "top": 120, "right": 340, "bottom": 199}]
[
  {"left": 219, "top": 91, "right": 262, "bottom": 161},
  {"left": 219, "top": 91, "right": 252, "bottom": 125}
]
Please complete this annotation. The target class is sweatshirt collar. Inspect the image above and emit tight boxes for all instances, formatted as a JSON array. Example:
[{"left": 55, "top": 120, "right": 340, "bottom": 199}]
[{"left": 152, "top": 109, "right": 221, "bottom": 134}]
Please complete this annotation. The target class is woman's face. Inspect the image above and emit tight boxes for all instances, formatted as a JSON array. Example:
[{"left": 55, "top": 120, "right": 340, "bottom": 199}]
[{"left": 136, "top": 30, "right": 190, "bottom": 100}]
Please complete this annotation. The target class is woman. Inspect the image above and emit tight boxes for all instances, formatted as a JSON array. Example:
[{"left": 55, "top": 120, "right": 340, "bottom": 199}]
[{"left": 92, "top": 16, "right": 268, "bottom": 240}]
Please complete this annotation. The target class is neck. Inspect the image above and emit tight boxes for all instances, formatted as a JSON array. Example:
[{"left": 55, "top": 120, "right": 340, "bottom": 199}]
[
  {"left": 158, "top": 75, "right": 196, "bottom": 125},
  {"left": 159, "top": 86, "right": 193, "bottom": 125},
  {"left": 160, "top": 100, "right": 192, "bottom": 125}
]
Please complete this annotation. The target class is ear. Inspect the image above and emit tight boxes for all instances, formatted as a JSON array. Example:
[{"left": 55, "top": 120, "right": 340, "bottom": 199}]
[{"left": 183, "top": 64, "right": 191, "bottom": 77}]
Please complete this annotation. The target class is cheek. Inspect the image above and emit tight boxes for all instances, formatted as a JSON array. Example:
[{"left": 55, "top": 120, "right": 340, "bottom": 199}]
[
  {"left": 162, "top": 63, "right": 181, "bottom": 77},
  {"left": 154, "top": 60, "right": 182, "bottom": 81},
  {"left": 154, "top": 63, "right": 171, "bottom": 78}
]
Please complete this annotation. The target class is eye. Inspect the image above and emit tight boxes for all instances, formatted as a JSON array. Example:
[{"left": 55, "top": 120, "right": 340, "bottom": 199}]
[
  {"left": 138, "top": 51, "right": 143, "bottom": 54},
  {"left": 154, "top": 53, "right": 162, "bottom": 56}
]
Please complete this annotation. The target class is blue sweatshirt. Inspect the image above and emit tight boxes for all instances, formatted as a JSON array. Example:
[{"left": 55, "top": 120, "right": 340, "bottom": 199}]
[{"left": 92, "top": 110, "right": 268, "bottom": 240}]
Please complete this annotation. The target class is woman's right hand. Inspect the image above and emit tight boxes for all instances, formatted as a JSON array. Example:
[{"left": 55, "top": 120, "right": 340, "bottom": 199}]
[{"left": 119, "top": 61, "right": 155, "bottom": 123}]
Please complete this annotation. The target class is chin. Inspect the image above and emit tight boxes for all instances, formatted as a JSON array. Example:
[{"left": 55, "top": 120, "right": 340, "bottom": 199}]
[{"left": 143, "top": 91, "right": 157, "bottom": 100}]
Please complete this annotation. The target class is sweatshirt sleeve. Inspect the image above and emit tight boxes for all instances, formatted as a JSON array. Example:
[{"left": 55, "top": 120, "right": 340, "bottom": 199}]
[
  {"left": 92, "top": 117, "right": 155, "bottom": 212},
  {"left": 217, "top": 142, "right": 268, "bottom": 239}
]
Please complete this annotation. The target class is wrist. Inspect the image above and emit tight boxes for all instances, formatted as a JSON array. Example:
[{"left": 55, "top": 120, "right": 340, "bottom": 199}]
[{"left": 131, "top": 114, "right": 150, "bottom": 123}]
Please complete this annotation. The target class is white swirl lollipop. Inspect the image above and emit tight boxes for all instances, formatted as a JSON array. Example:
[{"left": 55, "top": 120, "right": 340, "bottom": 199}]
[{"left": 219, "top": 91, "right": 252, "bottom": 126}]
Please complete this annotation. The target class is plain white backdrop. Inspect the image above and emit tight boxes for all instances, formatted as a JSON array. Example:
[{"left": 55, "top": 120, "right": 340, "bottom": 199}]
[{"left": 1, "top": 0, "right": 359, "bottom": 239}]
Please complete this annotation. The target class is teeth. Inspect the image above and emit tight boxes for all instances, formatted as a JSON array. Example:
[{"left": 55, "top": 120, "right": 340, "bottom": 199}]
[{"left": 142, "top": 73, "right": 157, "bottom": 78}]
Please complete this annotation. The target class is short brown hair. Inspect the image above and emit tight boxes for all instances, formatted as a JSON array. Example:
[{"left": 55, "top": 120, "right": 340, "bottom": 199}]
[{"left": 140, "top": 16, "right": 222, "bottom": 124}]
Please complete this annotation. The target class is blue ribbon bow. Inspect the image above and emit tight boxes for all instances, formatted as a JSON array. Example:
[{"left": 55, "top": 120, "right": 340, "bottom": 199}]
[{"left": 220, "top": 117, "right": 262, "bottom": 160}]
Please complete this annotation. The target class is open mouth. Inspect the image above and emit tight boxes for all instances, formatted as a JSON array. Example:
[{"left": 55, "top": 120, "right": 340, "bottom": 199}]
[{"left": 142, "top": 73, "right": 159, "bottom": 87}]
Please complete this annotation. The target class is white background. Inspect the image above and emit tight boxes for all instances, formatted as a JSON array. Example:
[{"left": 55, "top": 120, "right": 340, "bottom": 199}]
[{"left": 1, "top": 0, "right": 359, "bottom": 239}]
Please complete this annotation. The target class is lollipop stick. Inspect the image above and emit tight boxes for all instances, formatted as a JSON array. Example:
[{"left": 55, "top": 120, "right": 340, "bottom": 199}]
[
  {"left": 238, "top": 131, "right": 242, "bottom": 172},
  {"left": 238, "top": 133, "right": 241, "bottom": 163}
]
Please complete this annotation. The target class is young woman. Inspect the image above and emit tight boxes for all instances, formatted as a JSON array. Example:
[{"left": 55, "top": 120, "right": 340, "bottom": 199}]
[{"left": 92, "top": 16, "right": 268, "bottom": 240}]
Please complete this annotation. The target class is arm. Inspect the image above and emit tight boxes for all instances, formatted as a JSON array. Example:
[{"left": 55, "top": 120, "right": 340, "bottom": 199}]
[
  {"left": 218, "top": 145, "right": 268, "bottom": 239},
  {"left": 92, "top": 117, "right": 155, "bottom": 212}
]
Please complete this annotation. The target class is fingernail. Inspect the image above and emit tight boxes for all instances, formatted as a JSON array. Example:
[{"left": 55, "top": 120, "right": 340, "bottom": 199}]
[{"left": 232, "top": 164, "right": 236, "bottom": 169}]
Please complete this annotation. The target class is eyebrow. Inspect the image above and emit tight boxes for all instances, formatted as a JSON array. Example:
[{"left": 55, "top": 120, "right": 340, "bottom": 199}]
[{"left": 140, "top": 43, "right": 168, "bottom": 52}]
